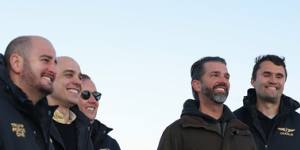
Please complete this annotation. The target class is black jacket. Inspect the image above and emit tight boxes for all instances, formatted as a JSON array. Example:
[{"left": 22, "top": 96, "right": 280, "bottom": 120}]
[
  {"left": 234, "top": 88, "right": 300, "bottom": 150},
  {"left": 91, "top": 119, "right": 121, "bottom": 150},
  {"left": 157, "top": 99, "right": 257, "bottom": 150},
  {"left": 50, "top": 106, "right": 94, "bottom": 150},
  {"left": 0, "top": 54, "right": 55, "bottom": 150}
]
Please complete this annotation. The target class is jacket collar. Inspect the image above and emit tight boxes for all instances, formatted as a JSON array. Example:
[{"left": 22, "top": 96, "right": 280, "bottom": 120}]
[
  {"left": 181, "top": 99, "right": 236, "bottom": 122},
  {"left": 243, "top": 88, "right": 300, "bottom": 116},
  {"left": 180, "top": 99, "right": 248, "bottom": 130},
  {"left": 91, "top": 119, "right": 113, "bottom": 142}
]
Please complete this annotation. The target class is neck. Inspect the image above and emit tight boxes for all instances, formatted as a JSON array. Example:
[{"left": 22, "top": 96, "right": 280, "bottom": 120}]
[
  {"left": 256, "top": 98, "right": 280, "bottom": 119},
  {"left": 199, "top": 96, "right": 224, "bottom": 120}
]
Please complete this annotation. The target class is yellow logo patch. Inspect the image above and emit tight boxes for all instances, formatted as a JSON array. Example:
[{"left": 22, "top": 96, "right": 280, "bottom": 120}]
[
  {"left": 277, "top": 127, "right": 295, "bottom": 136},
  {"left": 11, "top": 123, "right": 26, "bottom": 138}
]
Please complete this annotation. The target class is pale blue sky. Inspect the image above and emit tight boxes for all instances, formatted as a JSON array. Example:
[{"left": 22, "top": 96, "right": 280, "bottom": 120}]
[{"left": 1, "top": 1, "right": 300, "bottom": 150}]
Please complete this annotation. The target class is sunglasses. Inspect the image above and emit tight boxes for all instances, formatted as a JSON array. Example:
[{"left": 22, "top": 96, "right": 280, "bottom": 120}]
[{"left": 81, "top": 90, "right": 102, "bottom": 101}]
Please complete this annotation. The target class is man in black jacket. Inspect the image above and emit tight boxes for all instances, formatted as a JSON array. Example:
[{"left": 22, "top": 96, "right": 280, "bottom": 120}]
[
  {"left": 78, "top": 74, "right": 121, "bottom": 150},
  {"left": 0, "top": 36, "right": 57, "bottom": 150},
  {"left": 234, "top": 55, "right": 300, "bottom": 150},
  {"left": 47, "top": 56, "right": 94, "bottom": 150}
]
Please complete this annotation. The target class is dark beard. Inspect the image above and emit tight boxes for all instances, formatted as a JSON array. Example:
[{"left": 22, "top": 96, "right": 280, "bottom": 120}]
[
  {"left": 21, "top": 60, "right": 53, "bottom": 97},
  {"left": 202, "top": 84, "right": 228, "bottom": 104}
]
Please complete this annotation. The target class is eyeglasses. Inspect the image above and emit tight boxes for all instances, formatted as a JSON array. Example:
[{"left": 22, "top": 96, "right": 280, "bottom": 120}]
[{"left": 81, "top": 90, "right": 102, "bottom": 101}]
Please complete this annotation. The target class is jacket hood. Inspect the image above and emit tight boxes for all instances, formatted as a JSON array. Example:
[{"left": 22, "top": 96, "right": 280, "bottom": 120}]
[
  {"left": 181, "top": 99, "right": 235, "bottom": 122},
  {"left": 243, "top": 88, "right": 300, "bottom": 115},
  {"left": 0, "top": 54, "right": 35, "bottom": 106}
]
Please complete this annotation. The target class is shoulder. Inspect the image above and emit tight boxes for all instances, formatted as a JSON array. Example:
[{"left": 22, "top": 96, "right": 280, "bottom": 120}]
[
  {"left": 233, "top": 106, "right": 247, "bottom": 116},
  {"left": 102, "top": 135, "right": 121, "bottom": 150},
  {"left": 233, "top": 106, "right": 250, "bottom": 121},
  {"left": 286, "top": 111, "right": 300, "bottom": 124}
]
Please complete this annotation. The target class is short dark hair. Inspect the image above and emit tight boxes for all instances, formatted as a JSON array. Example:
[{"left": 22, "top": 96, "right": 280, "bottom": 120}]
[
  {"left": 251, "top": 54, "right": 287, "bottom": 81},
  {"left": 80, "top": 73, "right": 91, "bottom": 81},
  {"left": 4, "top": 36, "right": 32, "bottom": 68},
  {"left": 190, "top": 56, "right": 227, "bottom": 99}
]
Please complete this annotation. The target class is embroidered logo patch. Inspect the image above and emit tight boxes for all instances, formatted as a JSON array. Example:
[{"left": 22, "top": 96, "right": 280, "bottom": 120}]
[
  {"left": 277, "top": 127, "right": 295, "bottom": 136},
  {"left": 11, "top": 123, "right": 26, "bottom": 137}
]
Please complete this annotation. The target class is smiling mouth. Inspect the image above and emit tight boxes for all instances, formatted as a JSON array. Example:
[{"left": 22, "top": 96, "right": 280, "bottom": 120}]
[
  {"left": 265, "top": 86, "right": 277, "bottom": 91},
  {"left": 67, "top": 88, "right": 80, "bottom": 94},
  {"left": 87, "top": 107, "right": 95, "bottom": 112},
  {"left": 42, "top": 76, "right": 52, "bottom": 82},
  {"left": 42, "top": 72, "right": 55, "bottom": 82}
]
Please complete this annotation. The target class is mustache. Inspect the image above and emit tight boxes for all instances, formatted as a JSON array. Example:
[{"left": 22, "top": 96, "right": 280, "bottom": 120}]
[{"left": 213, "top": 83, "right": 228, "bottom": 90}]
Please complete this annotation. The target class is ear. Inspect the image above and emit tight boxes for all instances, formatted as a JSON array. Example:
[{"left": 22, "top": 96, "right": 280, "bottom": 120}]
[
  {"left": 9, "top": 53, "right": 24, "bottom": 74},
  {"left": 250, "top": 79, "right": 255, "bottom": 87},
  {"left": 191, "top": 80, "right": 201, "bottom": 93}
]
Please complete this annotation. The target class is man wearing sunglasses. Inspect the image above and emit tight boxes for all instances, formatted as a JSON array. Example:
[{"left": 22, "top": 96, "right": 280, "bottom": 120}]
[
  {"left": 47, "top": 56, "right": 93, "bottom": 150},
  {"left": 78, "top": 74, "right": 121, "bottom": 150}
]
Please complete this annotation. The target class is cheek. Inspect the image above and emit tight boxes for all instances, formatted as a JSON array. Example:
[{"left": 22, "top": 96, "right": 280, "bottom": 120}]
[{"left": 78, "top": 100, "right": 86, "bottom": 108}]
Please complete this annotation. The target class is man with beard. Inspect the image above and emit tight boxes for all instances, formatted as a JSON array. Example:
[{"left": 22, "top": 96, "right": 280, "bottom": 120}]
[
  {"left": 234, "top": 55, "right": 300, "bottom": 150},
  {"left": 157, "top": 56, "right": 256, "bottom": 150},
  {"left": 47, "top": 56, "right": 93, "bottom": 150},
  {"left": 0, "top": 36, "right": 57, "bottom": 149}
]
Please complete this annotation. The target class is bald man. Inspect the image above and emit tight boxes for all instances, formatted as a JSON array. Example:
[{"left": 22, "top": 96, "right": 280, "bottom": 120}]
[
  {"left": 0, "top": 35, "right": 57, "bottom": 150},
  {"left": 47, "top": 56, "right": 93, "bottom": 150}
]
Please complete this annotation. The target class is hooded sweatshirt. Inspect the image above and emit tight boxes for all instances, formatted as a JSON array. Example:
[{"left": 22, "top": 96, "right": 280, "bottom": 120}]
[
  {"left": 234, "top": 88, "right": 300, "bottom": 150},
  {"left": 157, "top": 99, "right": 257, "bottom": 150}
]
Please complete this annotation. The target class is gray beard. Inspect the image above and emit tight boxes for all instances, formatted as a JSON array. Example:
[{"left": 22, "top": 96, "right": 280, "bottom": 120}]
[{"left": 212, "top": 94, "right": 228, "bottom": 104}]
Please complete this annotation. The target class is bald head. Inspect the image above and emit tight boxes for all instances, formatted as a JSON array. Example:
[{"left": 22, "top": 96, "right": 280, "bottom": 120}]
[
  {"left": 4, "top": 35, "right": 54, "bottom": 69},
  {"left": 56, "top": 56, "right": 81, "bottom": 75}
]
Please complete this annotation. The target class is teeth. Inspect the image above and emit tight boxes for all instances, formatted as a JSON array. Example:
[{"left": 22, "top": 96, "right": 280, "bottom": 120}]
[
  {"left": 87, "top": 107, "right": 95, "bottom": 111},
  {"left": 215, "top": 87, "right": 225, "bottom": 92},
  {"left": 42, "top": 76, "right": 51, "bottom": 82},
  {"left": 267, "top": 87, "right": 276, "bottom": 90},
  {"left": 68, "top": 89, "right": 79, "bottom": 94}
]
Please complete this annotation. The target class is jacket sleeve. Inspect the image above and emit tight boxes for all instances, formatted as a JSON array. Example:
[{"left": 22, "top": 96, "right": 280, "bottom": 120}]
[
  {"left": 110, "top": 138, "right": 121, "bottom": 150},
  {"left": 157, "top": 127, "right": 178, "bottom": 150}
]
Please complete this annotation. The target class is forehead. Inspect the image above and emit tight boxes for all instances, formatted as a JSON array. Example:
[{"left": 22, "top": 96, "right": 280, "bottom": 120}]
[
  {"left": 29, "top": 37, "right": 56, "bottom": 56},
  {"left": 258, "top": 61, "right": 285, "bottom": 74},
  {"left": 57, "top": 57, "right": 81, "bottom": 74},
  {"left": 203, "top": 61, "right": 228, "bottom": 73},
  {"left": 82, "top": 80, "right": 96, "bottom": 90}
]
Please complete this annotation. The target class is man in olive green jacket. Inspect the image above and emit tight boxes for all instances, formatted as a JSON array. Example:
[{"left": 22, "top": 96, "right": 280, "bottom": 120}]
[{"left": 157, "top": 56, "right": 256, "bottom": 150}]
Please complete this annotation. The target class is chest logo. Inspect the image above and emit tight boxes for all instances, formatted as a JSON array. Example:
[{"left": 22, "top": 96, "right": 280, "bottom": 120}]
[
  {"left": 277, "top": 127, "right": 295, "bottom": 137},
  {"left": 11, "top": 123, "right": 26, "bottom": 138}
]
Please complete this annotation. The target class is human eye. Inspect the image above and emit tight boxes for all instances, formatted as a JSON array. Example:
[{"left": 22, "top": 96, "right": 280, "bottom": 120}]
[
  {"left": 210, "top": 72, "right": 219, "bottom": 78},
  {"left": 225, "top": 73, "right": 230, "bottom": 80},
  {"left": 41, "top": 57, "right": 50, "bottom": 63},
  {"left": 276, "top": 73, "right": 284, "bottom": 79},
  {"left": 263, "top": 72, "right": 271, "bottom": 77},
  {"left": 64, "top": 72, "right": 74, "bottom": 78}
]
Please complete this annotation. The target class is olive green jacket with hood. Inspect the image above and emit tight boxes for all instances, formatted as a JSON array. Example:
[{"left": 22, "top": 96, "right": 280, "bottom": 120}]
[{"left": 157, "top": 99, "right": 257, "bottom": 150}]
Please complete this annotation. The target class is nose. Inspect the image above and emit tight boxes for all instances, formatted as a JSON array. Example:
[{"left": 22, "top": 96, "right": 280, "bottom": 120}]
[
  {"left": 268, "top": 75, "right": 277, "bottom": 84},
  {"left": 72, "top": 74, "right": 82, "bottom": 90},
  {"left": 88, "top": 97, "right": 98, "bottom": 104},
  {"left": 217, "top": 75, "right": 230, "bottom": 88},
  {"left": 47, "top": 60, "right": 57, "bottom": 78}
]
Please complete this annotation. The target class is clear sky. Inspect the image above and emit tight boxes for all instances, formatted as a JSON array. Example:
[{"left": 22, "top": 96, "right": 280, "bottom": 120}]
[{"left": 1, "top": 1, "right": 300, "bottom": 150}]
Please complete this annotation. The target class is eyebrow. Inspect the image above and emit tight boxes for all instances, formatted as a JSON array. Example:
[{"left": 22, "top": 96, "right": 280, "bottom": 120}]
[
  {"left": 263, "top": 71, "right": 284, "bottom": 76},
  {"left": 63, "top": 69, "right": 76, "bottom": 74},
  {"left": 40, "top": 54, "right": 54, "bottom": 60}
]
